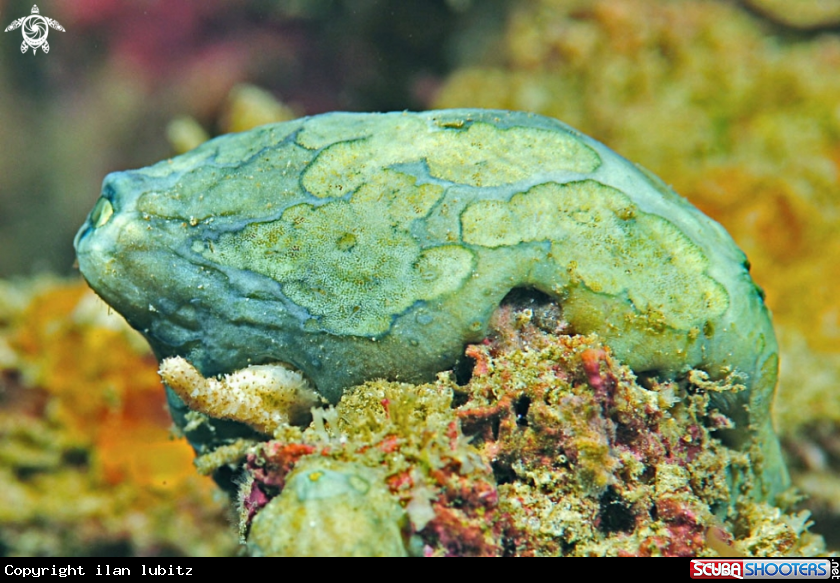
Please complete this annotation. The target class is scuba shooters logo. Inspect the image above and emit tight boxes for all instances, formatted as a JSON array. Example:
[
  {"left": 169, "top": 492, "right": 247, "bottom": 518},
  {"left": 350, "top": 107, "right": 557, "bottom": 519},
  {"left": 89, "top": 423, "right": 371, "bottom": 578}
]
[
  {"left": 691, "top": 559, "right": 838, "bottom": 580},
  {"left": 4, "top": 4, "right": 65, "bottom": 54}
]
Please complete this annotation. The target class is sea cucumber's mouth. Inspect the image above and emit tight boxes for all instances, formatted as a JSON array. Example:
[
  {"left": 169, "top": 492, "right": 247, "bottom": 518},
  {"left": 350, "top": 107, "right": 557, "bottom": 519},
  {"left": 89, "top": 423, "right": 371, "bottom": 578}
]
[
  {"left": 89, "top": 197, "right": 115, "bottom": 229},
  {"left": 74, "top": 197, "right": 113, "bottom": 249}
]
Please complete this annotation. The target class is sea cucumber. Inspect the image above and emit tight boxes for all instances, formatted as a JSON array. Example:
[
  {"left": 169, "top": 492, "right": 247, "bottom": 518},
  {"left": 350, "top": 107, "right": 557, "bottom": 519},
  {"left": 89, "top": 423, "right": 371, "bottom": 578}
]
[{"left": 74, "top": 109, "right": 787, "bottom": 497}]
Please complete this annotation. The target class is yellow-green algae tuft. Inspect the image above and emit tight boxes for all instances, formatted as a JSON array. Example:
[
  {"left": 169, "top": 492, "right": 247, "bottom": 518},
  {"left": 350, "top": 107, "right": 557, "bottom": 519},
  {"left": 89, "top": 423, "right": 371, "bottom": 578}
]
[{"left": 743, "top": 0, "right": 840, "bottom": 29}]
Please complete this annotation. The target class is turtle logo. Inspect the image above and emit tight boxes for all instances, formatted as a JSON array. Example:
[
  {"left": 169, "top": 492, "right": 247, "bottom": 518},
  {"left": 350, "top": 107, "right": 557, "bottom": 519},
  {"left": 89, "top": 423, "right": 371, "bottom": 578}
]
[{"left": 5, "top": 5, "right": 65, "bottom": 55}]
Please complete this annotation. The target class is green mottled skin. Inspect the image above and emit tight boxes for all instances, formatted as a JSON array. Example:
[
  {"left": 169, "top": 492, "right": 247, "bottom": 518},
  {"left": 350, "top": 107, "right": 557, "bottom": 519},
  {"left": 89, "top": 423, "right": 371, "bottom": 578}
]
[{"left": 74, "top": 109, "right": 787, "bottom": 497}]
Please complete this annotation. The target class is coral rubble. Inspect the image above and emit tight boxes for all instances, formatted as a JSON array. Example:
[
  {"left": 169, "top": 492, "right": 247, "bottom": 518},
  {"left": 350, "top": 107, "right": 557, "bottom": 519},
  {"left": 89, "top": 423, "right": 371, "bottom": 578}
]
[{"left": 192, "top": 297, "right": 823, "bottom": 556}]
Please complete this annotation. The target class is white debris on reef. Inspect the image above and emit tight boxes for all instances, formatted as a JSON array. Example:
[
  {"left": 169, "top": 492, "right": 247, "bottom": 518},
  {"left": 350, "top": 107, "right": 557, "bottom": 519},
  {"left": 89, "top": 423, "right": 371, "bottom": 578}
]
[{"left": 159, "top": 356, "right": 322, "bottom": 435}]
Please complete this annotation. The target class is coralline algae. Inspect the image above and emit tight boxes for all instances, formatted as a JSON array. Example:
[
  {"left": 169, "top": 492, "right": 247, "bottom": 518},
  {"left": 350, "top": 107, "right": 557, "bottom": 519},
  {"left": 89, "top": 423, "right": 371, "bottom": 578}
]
[
  {"left": 228, "top": 313, "right": 817, "bottom": 556},
  {"left": 74, "top": 109, "right": 787, "bottom": 497}
]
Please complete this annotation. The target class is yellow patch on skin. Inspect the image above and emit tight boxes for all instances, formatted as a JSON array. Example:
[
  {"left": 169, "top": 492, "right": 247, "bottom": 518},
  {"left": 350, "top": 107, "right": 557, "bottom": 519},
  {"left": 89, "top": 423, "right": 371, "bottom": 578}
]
[
  {"left": 300, "top": 118, "right": 600, "bottom": 198},
  {"left": 211, "top": 170, "right": 474, "bottom": 336},
  {"left": 462, "top": 180, "right": 728, "bottom": 330}
]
